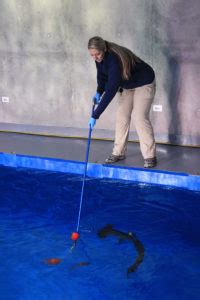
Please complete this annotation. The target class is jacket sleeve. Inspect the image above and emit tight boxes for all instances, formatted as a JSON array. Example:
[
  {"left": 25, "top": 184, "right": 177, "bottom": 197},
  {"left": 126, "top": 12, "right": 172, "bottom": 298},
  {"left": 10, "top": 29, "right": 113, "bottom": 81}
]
[
  {"left": 95, "top": 62, "right": 106, "bottom": 95},
  {"left": 92, "top": 56, "right": 122, "bottom": 119}
]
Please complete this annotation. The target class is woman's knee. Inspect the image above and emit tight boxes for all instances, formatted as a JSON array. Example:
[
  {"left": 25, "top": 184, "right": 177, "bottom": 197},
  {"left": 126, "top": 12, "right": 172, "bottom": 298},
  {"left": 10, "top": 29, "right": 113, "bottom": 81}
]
[{"left": 134, "top": 117, "right": 151, "bottom": 131}]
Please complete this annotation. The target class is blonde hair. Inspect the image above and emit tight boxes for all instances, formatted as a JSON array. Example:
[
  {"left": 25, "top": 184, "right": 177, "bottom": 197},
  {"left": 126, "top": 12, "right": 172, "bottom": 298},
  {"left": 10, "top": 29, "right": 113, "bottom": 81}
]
[{"left": 88, "top": 36, "right": 140, "bottom": 80}]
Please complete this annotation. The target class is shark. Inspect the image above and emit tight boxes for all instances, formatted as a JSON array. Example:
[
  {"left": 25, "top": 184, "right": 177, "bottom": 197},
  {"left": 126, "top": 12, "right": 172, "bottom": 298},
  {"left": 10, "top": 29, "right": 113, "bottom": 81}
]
[{"left": 98, "top": 224, "right": 145, "bottom": 276}]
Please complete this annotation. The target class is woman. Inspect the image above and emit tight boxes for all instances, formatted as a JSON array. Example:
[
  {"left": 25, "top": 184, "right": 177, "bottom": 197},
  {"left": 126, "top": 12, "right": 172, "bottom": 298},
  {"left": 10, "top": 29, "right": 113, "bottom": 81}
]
[{"left": 88, "top": 36, "right": 157, "bottom": 168}]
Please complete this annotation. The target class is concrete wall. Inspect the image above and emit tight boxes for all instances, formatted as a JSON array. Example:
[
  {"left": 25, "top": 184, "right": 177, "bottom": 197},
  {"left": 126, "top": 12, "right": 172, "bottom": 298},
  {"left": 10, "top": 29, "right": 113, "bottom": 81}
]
[{"left": 0, "top": 0, "right": 199, "bottom": 146}]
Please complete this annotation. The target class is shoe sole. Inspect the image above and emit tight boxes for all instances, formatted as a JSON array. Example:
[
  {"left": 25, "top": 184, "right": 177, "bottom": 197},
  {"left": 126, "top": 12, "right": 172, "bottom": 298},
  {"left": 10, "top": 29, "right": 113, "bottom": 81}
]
[{"left": 105, "top": 156, "right": 125, "bottom": 164}]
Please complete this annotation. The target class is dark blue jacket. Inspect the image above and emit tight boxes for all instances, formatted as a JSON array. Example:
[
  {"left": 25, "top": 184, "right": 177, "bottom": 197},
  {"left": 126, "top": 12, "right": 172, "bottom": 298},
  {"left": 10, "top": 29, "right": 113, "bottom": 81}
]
[{"left": 92, "top": 51, "right": 155, "bottom": 119}]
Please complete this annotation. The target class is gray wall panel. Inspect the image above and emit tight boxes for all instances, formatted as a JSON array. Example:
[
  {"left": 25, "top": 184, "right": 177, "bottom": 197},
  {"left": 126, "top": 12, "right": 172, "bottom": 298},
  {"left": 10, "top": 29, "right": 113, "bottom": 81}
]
[{"left": 0, "top": 0, "right": 199, "bottom": 145}]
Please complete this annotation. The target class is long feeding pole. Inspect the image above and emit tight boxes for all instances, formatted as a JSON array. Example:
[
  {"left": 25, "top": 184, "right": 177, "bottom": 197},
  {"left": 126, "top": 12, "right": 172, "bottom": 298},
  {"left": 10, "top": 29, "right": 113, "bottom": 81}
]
[
  {"left": 76, "top": 124, "right": 93, "bottom": 232},
  {"left": 70, "top": 104, "right": 95, "bottom": 245}
]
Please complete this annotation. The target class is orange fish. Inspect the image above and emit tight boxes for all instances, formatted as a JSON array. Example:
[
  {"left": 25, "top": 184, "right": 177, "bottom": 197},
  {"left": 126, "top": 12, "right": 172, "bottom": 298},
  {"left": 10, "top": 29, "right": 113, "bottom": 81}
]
[{"left": 43, "top": 258, "right": 62, "bottom": 265}]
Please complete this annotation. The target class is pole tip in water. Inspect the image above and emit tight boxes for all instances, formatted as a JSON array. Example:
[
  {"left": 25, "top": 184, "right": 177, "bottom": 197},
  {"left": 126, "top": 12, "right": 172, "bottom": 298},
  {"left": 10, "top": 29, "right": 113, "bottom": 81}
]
[{"left": 71, "top": 232, "right": 80, "bottom": 241}]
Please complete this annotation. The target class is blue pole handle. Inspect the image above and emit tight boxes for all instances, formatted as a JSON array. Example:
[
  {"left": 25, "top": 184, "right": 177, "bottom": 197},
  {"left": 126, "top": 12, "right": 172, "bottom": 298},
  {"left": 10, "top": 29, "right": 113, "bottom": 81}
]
[{"left": 76, "top": 104, "right": 95, "bottom": 232}]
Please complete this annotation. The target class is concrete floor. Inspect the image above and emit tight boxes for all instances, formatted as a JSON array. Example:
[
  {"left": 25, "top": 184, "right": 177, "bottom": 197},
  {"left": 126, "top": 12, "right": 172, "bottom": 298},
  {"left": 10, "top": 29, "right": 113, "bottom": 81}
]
[{"left": 0, "top": 132, "right": 199, "bottom": 176}]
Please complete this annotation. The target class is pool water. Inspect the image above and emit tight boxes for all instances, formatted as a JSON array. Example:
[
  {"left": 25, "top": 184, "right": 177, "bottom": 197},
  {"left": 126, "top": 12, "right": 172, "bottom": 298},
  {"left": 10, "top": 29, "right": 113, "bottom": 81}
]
[{"left": 0, "top": 165, "right": 200, "bottom": 300}]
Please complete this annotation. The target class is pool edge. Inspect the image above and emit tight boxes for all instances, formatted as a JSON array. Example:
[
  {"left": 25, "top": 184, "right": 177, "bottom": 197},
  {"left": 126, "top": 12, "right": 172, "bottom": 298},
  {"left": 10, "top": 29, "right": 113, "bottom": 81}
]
[{"left": 0, "top": 152, "right": 199, "bottom": 191}]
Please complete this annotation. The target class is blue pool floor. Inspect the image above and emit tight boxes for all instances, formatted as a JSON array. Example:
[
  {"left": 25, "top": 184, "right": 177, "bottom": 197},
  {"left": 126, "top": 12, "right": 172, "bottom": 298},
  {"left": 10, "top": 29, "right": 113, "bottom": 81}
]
[
  {"left": 1, "top": 166, "right": 200, "bottom": 300},
  {"left": 0, "top": 131, "right": 199, "bottom": 176}
]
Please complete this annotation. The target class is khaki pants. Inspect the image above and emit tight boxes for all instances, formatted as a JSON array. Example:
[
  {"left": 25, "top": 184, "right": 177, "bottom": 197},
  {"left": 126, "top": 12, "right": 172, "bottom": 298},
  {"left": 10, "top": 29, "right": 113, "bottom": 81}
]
[{"left": 112, "top": 81, "right": 156, "bottom": 159}]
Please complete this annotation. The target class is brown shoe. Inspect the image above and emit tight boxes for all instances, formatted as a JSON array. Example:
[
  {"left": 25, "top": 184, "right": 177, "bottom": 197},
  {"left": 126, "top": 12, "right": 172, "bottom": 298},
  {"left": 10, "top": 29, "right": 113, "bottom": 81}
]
[{"left": 105, "top": 154, "right": 126, "bottom": 164}]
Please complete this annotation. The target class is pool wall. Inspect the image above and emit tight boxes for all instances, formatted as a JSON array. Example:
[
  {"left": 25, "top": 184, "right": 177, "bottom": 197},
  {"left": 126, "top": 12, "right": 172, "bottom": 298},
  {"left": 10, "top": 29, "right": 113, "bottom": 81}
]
[{"left": 0, "top": 152, "right": 199, "bottom": 191}]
